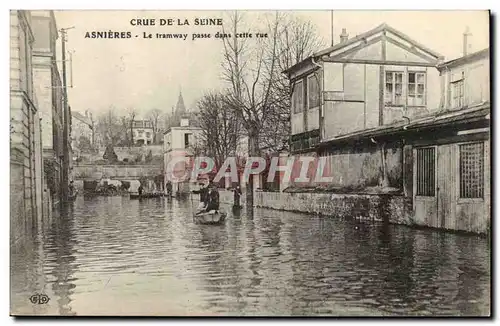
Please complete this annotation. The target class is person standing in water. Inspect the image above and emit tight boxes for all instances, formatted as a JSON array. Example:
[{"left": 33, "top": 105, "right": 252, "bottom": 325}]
[{"left": 232, "top": 185, "right": 242, "bottom": 208}]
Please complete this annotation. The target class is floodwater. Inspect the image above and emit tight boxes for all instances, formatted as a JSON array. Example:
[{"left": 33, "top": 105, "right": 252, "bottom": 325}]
[{"left": 11, "top": 196, "right": 491, "bottom": 316}]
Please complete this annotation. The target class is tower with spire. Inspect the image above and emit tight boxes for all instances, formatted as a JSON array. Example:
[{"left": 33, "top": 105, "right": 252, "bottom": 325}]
[{"left": 168, "top": 89, "right": 190, "bottom": 128}]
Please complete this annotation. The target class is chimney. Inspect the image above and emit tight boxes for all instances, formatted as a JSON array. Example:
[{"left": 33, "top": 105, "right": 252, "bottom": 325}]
[
  {"left": 340, "top": 28, "right": 348, "bottom": 43},
  {"left": 463, "top": 26, "right": 472, "bottom": 56}
]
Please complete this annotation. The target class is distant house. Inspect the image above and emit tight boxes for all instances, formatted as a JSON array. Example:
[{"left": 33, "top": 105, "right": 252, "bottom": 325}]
[
  {"left": 132, "top": 119, "right": 154, "bottom": 145},
  {"left": 283, "top": 23, "right": 490, "bottom": 234}
]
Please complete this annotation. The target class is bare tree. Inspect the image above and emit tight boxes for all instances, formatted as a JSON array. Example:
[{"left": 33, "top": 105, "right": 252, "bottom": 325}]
[
  {"left": 85, "top": 109, "right": 97, "bottom": 150},
  {"left": 220, "top": 11, "right": 324, "bottom": 206},
  {"left": 263, "top": 15, "right": 325, "bottom": 152},
  {"left": 195, "top": 91, "right": 239, "bottom": 169},
  {"left": 97, "top": 107, "right": 124, "bottom": 146},
  {"left": 125, "top": 108, "right": 137, "bottom": 147},
  {"left": 221, "top": 11, "right": 286, "bottom": 207},
  {"left": 148, "top": 108, "right": 162, "bottom": 144},
  {"left": 119, "top": 115, "right": 130, "bottom": 146}
]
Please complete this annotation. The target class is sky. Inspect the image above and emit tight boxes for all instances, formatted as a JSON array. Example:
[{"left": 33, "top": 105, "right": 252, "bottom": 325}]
[{"left": 54, "top": 10, "right": 490, "bottom": 119}]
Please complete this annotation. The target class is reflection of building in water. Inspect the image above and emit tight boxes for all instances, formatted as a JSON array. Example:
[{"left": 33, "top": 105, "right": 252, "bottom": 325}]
[{"left": 48, "top": 205, "right": 77, "bottom": 316}]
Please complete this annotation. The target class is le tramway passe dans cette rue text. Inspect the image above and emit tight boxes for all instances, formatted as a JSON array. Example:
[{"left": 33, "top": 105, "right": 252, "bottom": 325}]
[{"left": 84, "top": 17, "right": 269, "bottom": 41}]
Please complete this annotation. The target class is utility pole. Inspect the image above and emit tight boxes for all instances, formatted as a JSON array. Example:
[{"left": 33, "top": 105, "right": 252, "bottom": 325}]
[{"left": 60, "top": 27, "right": 74, "bottom": 202}]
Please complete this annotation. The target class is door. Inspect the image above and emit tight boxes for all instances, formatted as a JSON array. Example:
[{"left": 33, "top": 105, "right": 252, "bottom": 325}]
[
  {"left": 437, "top": 145, "right": 453, "bottom": 229},
  {"left": 414, "top": 144, "right": 455, "bottom": 229},
  {"left": 413, "top": 146, "right": 438, "bottom": 227}
]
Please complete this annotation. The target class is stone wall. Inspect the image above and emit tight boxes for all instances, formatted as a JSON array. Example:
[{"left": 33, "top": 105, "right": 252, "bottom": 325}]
[
  {"left": 253, "top": 191, "right": 412, "bottom": 225},
  {"left": 219, "top": 189, "right": 411, "bottom": 226},
  {"left": 73, "top": 164, "right": 162, "bottom": 180},
  {"left": 78, "top": 145, "right": 164, "bottom": 163}
]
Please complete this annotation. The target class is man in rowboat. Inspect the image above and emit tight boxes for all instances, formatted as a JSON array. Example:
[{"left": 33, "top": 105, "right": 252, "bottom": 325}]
[
  {"left": 205, "top": 181, "right": 220, "bottom": 213},
  {"left": 192, "top": 181, "right": 209, "bottom": 214}
]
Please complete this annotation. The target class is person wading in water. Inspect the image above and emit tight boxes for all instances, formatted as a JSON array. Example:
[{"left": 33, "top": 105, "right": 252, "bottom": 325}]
[{"left": 232, "top": 185, "right": 242, "bottom": 208}]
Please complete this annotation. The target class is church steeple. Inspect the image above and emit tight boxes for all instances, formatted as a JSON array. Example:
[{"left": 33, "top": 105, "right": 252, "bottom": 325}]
[{"left": 176, "top": 89, "right": 186, "bottom": 116}]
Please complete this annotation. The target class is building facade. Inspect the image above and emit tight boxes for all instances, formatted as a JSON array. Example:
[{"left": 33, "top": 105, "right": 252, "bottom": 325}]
[
  {"left": 31, "top": 10, "right": 68, "bottom": 206},
  {"left": 163, "top": 118, "right": 202, "bottom": 196},
  {"left": 132, "top": 119, "right": 154, "bottom": 145},
  {"left": 283, "top": 24, "right": 490, "bottom": 234},
  {"left": 10, "top": 10, "right": 43, "bottom": 245}
]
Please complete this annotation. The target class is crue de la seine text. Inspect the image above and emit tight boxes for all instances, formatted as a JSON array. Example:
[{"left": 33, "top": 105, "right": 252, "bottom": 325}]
[{"left": 130, "top": 18, "right": 223, "bottom": 26}]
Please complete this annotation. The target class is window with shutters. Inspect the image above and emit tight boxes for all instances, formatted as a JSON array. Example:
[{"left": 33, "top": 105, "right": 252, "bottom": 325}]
[
  {"left": 459, "top": 142, "right": 484, "bottom": 199},
  {"left": 416, "top": 147, "right": 435, "bottom": 196}
]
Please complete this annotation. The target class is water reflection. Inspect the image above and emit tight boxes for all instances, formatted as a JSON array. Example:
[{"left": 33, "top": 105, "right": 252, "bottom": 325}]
[
  {"left": 46, "top": 203, "right": 77, "bottom": 316},
  {"left": 10, "top": 196, "right": 490, "bottom": 316}
]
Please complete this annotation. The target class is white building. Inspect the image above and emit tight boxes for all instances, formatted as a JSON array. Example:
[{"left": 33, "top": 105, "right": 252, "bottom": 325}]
[
  {"left": 163, "top": 118, "right": 202, "bottom": 196},
  {"left": 132, "top": 119, "right": 154, "bottom": 145}
]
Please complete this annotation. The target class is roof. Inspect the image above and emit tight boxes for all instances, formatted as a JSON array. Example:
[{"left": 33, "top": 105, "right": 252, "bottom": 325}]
[
  {"left": 437, "top": 48, "right": 490, "bottom": 70},
  {"left": 72, "top": 111, "right": 92, "bottom": 126},
  {"left": 283, "top": 23, "right": 443, "bottom": 75},
  {"left": 163, "top": 125, "right": 202, "bottom": 135},
  {"left": 319, "top": 102, "right": 490, "bottom": 146}
]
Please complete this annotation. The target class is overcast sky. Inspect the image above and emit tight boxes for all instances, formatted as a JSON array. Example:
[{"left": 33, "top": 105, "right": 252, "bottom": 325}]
[{"left": 54, "top": 10, "right": 489, "bottom": 118}]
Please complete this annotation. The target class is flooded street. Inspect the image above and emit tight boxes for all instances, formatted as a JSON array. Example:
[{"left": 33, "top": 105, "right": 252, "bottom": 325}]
[{"left": 11, "top": 196, "right": 490, "bottom": 316}]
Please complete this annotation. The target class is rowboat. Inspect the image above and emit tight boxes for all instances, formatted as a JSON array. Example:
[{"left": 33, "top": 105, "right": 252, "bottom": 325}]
[
  {"left": 193, "top": 209, "right": 227, "bottom": 225},
  {"left": 130, "top": 193, "right": 164, "bottom": 199}
]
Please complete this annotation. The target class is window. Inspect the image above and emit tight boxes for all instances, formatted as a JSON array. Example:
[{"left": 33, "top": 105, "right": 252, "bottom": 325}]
[
  {"left": 459, "top": 143, "right": 484, "bottom": 198},
  {"left": 408, "top": 72, "right": 426, "bottom": 106},
  {"left": 451, "top": 79, "right": 464, "bottom": 108},
  {"left": 184, "top": 133, "right": 190, "bottom": 148},
  {"left": 385, "top": 71, "right": 427, "bottom": 106},
  {"left": 308, "top": 74, "right": 320, "bottom": 109},
  {"left": 145, "top": 132, "right": 151, "bottom": 138},
  {"left": 292, "top": 80, "right": 304, "bottom": 114},
  {"left": 416, "top": 147, "right": 435, "bottom": 196},
  {"left": 385, "top": 72, "right": 404, "bottom": 105}
]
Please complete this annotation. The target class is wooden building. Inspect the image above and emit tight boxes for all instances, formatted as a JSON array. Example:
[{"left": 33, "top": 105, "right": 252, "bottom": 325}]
[{"left": 283, "top": 24, "right": 490, "bottom": 233}]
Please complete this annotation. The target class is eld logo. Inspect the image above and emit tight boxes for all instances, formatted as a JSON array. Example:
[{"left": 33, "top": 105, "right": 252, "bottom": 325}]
[{"left": 29, "top": 293, "right": 50, "bottom": 305}]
